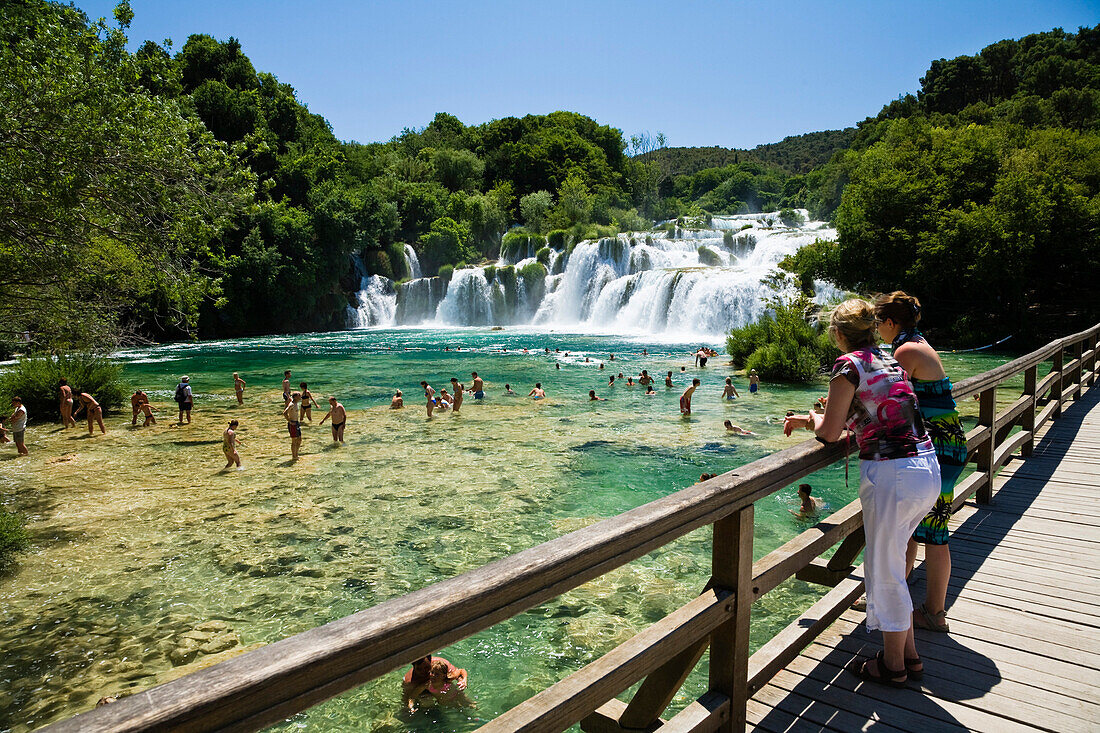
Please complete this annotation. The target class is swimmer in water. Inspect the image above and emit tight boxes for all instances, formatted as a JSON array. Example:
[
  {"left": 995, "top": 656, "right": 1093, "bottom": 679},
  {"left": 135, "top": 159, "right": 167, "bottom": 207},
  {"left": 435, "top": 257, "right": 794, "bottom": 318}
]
[
  {"left": 319, "top": 396, "right": 346, "bottom": 443},
  {"left": 223, "top": 419, "right": 243, "bottom": 468},
  {"left": 282, "top": 370, "right": 292, "bottom": 406},
  {"left": 450, "top": 378, "right": 464, "bottom": 414},
  {"left": 421, "top": 381, "right": 436, "bottom": 418},
  {"left": 789, "top": 483, "right": 820, "bottom": 519},
  {"left": 391, "top": 390, "right": 404, "bottom": 409},
  {"left": 644, "top": 383, "right": 656, "bottom": 395},
  {"left": 233, "top": 372, "right": 246, "bottom": 405},
  {"left": 299, "top": 382, "right": 315, "bottom": 422},
  {"left": 589, "top": 390, "right": 606, "bottom": 401},
  {"left": 608, "top": 375, "right": 616, "bottom": 387},
  {"left": 626, "top": 377, "right": 634, "bottom": 387},
  {"left": 529, "top": 383, "right": 546, "bottom": 399},
  {"left": 722, "top": 377, "right": 740, "bottom": 400},
  {"left": 599, "top": 363, "right": 605, "bottom": 370},
  {"left": 638, "top": 370, "right": 653, "bottom": 387},
  {"left": 724, "top": 419, "right": 756, "bottom": 435},
  {"left": 283, "top": 392, "right": 302, "bottom": 460},
  {"left": 504, "top": 384, "right": 515, "bottom": 394},
  {"left": 471, "top": 372, "right": 485, "bottom": 399},
  {"left": 680, "top": 378, "right": 700, "bottom": 415},
  {"left": 665, "top": 371, "right": 674, "bottom": 388},
  {"left": 749, "top": 369, "right": 761, "bottom": 394}
]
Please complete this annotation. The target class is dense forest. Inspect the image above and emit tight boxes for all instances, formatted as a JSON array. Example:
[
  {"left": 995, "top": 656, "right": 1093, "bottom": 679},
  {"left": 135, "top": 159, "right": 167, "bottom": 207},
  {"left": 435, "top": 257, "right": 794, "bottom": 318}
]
[{"left": 2, "top": 0, "right": 1097, "bottom": 350}]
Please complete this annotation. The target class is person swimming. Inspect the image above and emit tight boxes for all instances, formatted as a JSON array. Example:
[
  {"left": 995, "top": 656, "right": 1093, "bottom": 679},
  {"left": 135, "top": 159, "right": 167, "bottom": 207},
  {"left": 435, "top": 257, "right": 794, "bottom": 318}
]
[
  {"left": 644, "top": 383, "right": 656, "bottom": 395},
  {"left": 589, "top": 390, "right": 606, "bottom": 401},
  {"left": 680, "top": 378, "right": 700, "bottom": 415},
  {"left": 722, "top": 377, "right": 740, "bottom": 400},
  {"left": 391, "top": 390, "right": 404, "bottom": 409},
  {"left": 665, "top": 371, "right": 674, "bottom": 388},
  {"left": 529, "top": 383, "right": 546, "bottom": 399},
  {"left": 789, "top": 483, "right": 820, "bottom": 519},
  {"left": 724, "top": 419, "right": 755, "bottom": 435},
  {"left": 504, "top": 384, "right": 515, "bottom": 394},
  {"left": 471, "top": 372, "right": 485, "bottom": 399},
  {"left": 749, "top": 369, "right": 760, "bottom": 394}
]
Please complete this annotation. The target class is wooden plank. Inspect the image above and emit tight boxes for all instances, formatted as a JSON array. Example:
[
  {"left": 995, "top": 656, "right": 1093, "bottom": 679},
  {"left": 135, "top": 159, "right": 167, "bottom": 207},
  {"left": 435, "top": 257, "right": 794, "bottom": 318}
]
[
  {"left": 750, "top": 679, "right": 910, "bottom": 733},
  {"left": 803, "top": 636, "right": 1100, "bottom": 730},
  {"left": 709, "top": 506, "right": 753, "bottom": 733},
  {"left": 661, "top": 691, "right": 730, "bottom": 733},
  {"left": 746, "top": 571, "right": 864, "bottom": 694},
  {"left": 478, "top": 589, "right": 734, "bottom": 732},
  {"left": 618, "top": 637, "right": 709, "bottom": 729},
  {"left": 834, "top": 611, "right": 1100, "bottom": 699},
  {"left": 751, "top": 500, "right": 862, "bottom": 598},
  {"left": 992, "top": 429, "right": 1032, "bottom": 471}
]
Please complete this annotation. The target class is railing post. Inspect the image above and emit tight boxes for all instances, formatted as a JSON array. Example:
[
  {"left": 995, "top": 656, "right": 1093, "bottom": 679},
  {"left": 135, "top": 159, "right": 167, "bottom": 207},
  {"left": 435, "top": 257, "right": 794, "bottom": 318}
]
[
  {"left": 1089, "top": 333, "right": 1098, "bottom": 387},
  {"left": 1052, "top": 347, "right": 1064, "bottom": 419},
  {"left": 1022, "top": 364, "right": 1037, "bottom": 458},
  {"left": 1073, "top": 339, "right": 1084, "bottom": 400},
  {"left": 709, "top": 505, "right": 754, "bottom": 732},
  {"left": 1088, "top": 333, "right": 1098, "bottom": 388},
  {"left": 976, "top": 386, "right": 996, "bottom": 505}
]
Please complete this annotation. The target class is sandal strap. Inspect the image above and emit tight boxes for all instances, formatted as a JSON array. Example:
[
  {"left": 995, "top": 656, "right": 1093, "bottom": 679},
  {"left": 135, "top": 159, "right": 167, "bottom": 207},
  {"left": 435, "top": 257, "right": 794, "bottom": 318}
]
[{"left": 873, "top": 651, "right": 907, "bottom": 679}]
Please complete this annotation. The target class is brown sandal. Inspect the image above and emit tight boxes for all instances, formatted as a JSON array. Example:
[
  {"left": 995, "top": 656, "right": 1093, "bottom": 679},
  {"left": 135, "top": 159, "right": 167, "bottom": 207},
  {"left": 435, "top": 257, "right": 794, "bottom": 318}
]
[
  {"left": 905, "top": 657, "right": 924, "bottom": 681},
  {"left": 848, "top": 651, "right": 908, "bottom": 688},
  {"left": 913, "top": 604, "right": 949, "bottom": 632}
]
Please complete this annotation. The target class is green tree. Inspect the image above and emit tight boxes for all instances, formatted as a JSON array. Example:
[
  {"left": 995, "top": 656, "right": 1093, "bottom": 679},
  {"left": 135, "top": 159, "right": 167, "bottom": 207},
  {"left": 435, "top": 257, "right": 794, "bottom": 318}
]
[
  {"left": 419, "top": 217, "right": 476, "bottom": 272},
  {"left": 519, "top": 190, "right": 553, "bottom": 232},
  {"left": 0, "top": 0, "right": 250, "bottom": 348}
]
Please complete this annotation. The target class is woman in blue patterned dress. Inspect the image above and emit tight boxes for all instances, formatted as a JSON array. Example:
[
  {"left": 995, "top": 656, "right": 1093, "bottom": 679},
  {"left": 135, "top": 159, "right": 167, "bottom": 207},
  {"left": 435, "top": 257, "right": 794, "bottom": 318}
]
[{"left": 875, "top": 292, "right": 966, "bottom": 634}]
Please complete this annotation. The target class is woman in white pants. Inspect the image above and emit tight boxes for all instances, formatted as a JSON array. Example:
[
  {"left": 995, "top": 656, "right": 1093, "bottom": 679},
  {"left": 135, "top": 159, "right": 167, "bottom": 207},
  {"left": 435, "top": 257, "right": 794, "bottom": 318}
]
[{"left": 785, "top": 299, "right": 940, "bottom": 686}]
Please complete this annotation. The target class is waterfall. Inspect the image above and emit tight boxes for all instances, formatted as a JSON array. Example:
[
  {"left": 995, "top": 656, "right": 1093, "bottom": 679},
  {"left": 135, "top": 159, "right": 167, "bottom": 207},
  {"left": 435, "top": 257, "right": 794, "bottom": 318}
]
[
  {"left": 346, "top": 274, "right": 397, "bottom": 328},
  {"left": 350, "top": 210, "right": 838, "bottom": 337},
  {"left": 403, "top": 244, "right": 422, "bottom": 279}
]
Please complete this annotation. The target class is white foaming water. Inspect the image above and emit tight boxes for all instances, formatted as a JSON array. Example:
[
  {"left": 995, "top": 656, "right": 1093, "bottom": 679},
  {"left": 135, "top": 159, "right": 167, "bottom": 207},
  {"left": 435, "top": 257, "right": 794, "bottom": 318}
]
[
  {"left": 345, "top": 210, "right": 837, "bottom": 339},
  {"left": 346, "top": 275, "right": 397, "bottom": 328},
  {"left": 403, "top": 244, "right": 422, "bottom": 279}
]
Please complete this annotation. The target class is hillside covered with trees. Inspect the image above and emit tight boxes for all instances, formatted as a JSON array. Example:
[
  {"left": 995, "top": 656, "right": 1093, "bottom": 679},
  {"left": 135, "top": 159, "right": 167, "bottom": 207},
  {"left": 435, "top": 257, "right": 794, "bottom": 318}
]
[{"left": 2, "top": 0, "right": 1097, "bottom": 350}]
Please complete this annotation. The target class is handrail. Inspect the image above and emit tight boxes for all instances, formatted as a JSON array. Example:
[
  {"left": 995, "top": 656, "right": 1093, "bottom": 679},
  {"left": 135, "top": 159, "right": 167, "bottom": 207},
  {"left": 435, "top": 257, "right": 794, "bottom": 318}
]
[{"left": 42, "top": 322, "right": 1100, "bottom": 733}]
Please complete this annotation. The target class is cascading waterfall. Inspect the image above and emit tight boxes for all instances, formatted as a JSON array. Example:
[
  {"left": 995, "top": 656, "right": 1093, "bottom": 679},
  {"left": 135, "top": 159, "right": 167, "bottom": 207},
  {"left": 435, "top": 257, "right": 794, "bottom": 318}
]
[
  {"left": 403, "top": 244, "right": 422, "bottom": 279},
  {"left": 345, "top": 210, "right": 838, "bottom": 337}
]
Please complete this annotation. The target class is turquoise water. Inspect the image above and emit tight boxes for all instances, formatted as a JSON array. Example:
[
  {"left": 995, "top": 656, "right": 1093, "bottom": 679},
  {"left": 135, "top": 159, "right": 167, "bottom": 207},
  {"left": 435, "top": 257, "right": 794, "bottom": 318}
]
[{"left": 0, "top": 328, "right": 1006, "bottom": 731}]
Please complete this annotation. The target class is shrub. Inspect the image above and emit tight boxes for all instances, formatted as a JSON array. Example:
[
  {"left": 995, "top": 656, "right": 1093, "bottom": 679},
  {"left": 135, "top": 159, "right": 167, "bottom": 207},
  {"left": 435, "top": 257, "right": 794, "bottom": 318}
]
[
  {"left": 536, "top": 247, "right": 551, "bottom": 266},
  {"left": 547, "top": 229, "right": 569, "bottom": 250},
  {"left": 645, "top": 235, "right": 654, "bottom": 246},
  {"left": 0, "top": 509, "right": 28, "bottom": 569},
  {"left": 697, "top": 245, "right": 723, "bottom": 266},
  {"left": 740, "top": 223, "right": 753, "bottom": 231},
  {"left": 0, "top": 352, "right": 128, "bottom": 420},
  {"left": 723, "top": 230, "right": 735, "bottom": 248},
  {"left": 501, "top": 230, "right": 542, "bottom": 262},
  {"left": 367, "top": 250, "right": 395, "bottom": 281},
  {"left": 437, "top": 264, "right": 454, "bottom": 281},
  {"left": 518, "top": 261, "right": 547, "bottom": 283},
  {"left": 779, "top": 208, "right": 805, "bottom": 227},
  {"left": 726, "top": 288, "right": 837, "bottom": 383},
  {"left": 483, "top": 265, "right": 497, "bottom": 282}
]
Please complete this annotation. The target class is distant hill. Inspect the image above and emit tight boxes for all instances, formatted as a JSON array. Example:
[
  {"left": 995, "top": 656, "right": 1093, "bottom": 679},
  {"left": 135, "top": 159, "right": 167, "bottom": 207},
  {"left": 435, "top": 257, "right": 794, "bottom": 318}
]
[{"left": 657, "top": 129, "right": 858, "bottom": 176}]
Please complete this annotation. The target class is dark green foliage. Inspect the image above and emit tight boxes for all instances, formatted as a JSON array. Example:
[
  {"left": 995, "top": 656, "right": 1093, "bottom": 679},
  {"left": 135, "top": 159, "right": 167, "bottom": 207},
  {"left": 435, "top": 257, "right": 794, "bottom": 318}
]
[
  {"left": 419, "top": 217, "right": 476, "bottom": 273},
  {"left": 547, "top": 229, "right": 569, "bottom": 250},
  {"left": 658, "top": 130, "right": 859, "bottom": 177},
  {"left": 0, "top": 353, "right": 128, "bottom": 420},
  {"left": 0, "top": 509, "right": 29, "bottom": 569},
  {"left": 779, "top": 208, "right": 805, "bottom": 226},
  {"left": 726, "top": 290, "right": 838, "bottom": 383},
  {"left": 723, "top": 230, "right": 735, "bottom": 248},
  {"left": 483, "top": 265, "right": 496, "bottom": 283},
  {"left": 536, "top": 247, "right": 551, "bottom": 266},
  {"left": 437, "top": 264, "right": 454, "bottom": 281},
  {"left": 697, "top": 245, "right": 722, "bottom": 266}
]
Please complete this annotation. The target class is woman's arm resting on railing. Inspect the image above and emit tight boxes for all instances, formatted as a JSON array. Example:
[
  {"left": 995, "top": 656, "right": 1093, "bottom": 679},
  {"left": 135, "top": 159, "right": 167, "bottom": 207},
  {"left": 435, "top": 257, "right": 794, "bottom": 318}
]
[{"left": 783, "top": 377, "right": 854, "bottom": 443}]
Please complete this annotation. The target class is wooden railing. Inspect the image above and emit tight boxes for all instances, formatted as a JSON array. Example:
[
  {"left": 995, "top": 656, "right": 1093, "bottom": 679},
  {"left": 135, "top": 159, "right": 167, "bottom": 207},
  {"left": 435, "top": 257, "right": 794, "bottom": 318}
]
[{"left": 44, "top": 322, "right": 1100, "bottom": 733}]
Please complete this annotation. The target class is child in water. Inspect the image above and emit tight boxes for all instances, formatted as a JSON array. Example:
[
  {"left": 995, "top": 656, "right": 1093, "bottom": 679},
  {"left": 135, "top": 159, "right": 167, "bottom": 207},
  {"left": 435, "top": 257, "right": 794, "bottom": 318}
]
[
  {"left": 789, "top": 483, "right": 820, "bottom": 519},
  {"left": 749, "top": 369, "right": 761, "bottom": 394}
]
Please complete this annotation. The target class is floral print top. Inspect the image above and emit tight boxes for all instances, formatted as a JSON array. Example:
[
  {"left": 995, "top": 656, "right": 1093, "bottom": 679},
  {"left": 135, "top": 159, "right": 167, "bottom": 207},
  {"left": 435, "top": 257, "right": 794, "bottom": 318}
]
[{"left": 831, "top": 347, "right": 933, "bottom": 461}]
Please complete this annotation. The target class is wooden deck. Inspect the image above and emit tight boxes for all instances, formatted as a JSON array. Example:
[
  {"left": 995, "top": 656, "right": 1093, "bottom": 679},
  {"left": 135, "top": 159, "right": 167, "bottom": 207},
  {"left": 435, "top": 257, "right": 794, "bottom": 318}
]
[{"left": 747, "top": 385, "right": 1100, "bottom": 732}]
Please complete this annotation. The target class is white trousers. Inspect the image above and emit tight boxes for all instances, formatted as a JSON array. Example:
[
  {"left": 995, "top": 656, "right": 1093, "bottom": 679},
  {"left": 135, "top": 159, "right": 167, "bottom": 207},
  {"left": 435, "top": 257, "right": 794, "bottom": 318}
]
[{"left": 860, "top": 449, "right": 941, "bottom": 632}]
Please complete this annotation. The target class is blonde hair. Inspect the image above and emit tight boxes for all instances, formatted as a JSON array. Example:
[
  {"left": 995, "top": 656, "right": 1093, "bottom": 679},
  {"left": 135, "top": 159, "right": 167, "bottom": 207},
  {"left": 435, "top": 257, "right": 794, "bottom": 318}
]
[
  {"left": 874, "top": 291, "right": 921, "bottom": 329},
  {"left": 829, "top": 299, "right": 877, "bottom": 350}
]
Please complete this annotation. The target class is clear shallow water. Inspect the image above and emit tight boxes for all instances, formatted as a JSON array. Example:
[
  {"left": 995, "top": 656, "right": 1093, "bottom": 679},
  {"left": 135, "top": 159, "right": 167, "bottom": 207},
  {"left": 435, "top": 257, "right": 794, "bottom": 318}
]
[{"left": 0, "top": 328, "right": 1006, "bottom": 732}]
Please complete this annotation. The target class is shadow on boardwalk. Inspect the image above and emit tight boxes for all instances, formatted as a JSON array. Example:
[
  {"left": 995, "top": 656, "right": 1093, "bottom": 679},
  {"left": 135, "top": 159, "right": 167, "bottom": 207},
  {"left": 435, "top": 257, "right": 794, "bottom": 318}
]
[{"left": 752, "top": 387, "right": 1100, "bottom": 732}]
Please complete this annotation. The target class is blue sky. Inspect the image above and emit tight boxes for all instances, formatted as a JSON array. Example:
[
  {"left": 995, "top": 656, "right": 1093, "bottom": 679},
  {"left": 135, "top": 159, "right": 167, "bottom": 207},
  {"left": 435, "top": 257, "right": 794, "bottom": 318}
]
[{"left": 78, "top": 0, "right": 1098, "bottom": 149}]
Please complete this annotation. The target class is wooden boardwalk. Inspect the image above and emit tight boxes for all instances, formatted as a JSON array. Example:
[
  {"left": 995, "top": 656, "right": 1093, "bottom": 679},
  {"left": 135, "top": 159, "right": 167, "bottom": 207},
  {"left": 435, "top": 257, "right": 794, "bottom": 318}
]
[{"left": 747, "top": 385, "right": 1100, "bottom": 732}]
